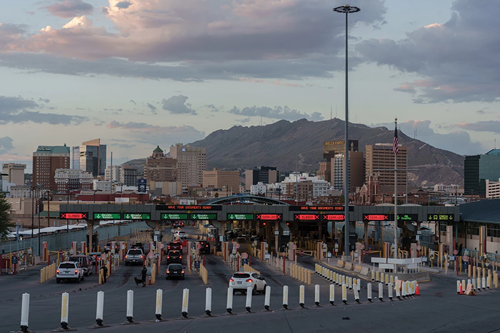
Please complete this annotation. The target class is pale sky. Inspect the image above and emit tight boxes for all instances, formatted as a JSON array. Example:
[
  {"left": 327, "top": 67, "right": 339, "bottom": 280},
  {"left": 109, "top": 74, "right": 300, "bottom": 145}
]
[{"left": 0, "top": 0, "right": 498, "bottom": 172}]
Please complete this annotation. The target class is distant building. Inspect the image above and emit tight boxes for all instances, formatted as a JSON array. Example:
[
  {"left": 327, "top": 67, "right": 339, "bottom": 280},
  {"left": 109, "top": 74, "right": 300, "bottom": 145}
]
[
  {"left": 331, "top": 151, "right": 364, "bottom": 193},
  {"left": 33, "top": 145, "right": 70, "bottom": 191},
  {"left": 121, "top": 165, "right": 138, "bottom": 187},
  {"left": 245, "top": 166, "right": 279, "bottom": 191},
  {"left": 464, "top": 150, "right": 500, "bottom": 196},
  {"left": 8, "top": 186, "right": 31, "bottom": 199},
  {"left": 317, "top": 160, "right": 331, "bottom": 182},
  {"left": 203, "top": 168, "right": 239, "bottom": 195},
  {"left": 78, "top": 139, "right": 106, "bottom": 177},
  {"left": 170, "top": 144, "right": 207, "bottom": 192},
  {"left": 71, "top": 146, "right": 80, "bottom": 169},
  {"left": 323, "top": 140, "right": 358, "bottom": 160},
  {"left": 486, "top": 178, "right": 500, "bottom": 199},
  {"left": 105, "top": 165, "right": 121, "bottom": 184},
  {"left": 281, "top": 173, "right": 330, "bottom": 200},
  {"left": 145, "top": 146, "right": 177, "bottom": 183},
  {"left": 93, "top": 179, "right": 112, "bottom": 192},
  {"left": 365, "top": 143, "right": 407, "bottom": 193},
  {"left": 54, "top": 168, "right": 93, "bottom": 192},
  {"left": 2, "top": 163, "right": 26, "bottom": 186}
]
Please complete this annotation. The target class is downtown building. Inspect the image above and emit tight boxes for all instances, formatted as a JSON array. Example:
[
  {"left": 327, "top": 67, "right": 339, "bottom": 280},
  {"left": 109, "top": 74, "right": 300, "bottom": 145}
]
[
  {"left": 73, "top": 139, "right": 106, "bottom": 177},
  {"left": 464, "top": 149, "right": 500, "bottom": 196},
  {"left": 245, "top": 166, "right": 279, "bottom": 191},
  {"left": 170, "top": 143, "right": 207, "bottom": 194},
  {"left": 54, "top": 169, "right": 93, "bottom": 192},
  {"left": 202, "top": 168, "right": 240, "bottom": 196},
  {"left": 2, "top": 163, "right": 26, "bottom": 186},
  {"left": 33, "top": 145, "right": 70, "bottom": 191},
  {"left": 318, "top": 139, "right": 359, "bottom": 184},
  {"left": 365, "top": 143, "right": 407, "bottom": 193},
  {"left": 331, "top": 151, "right": 365, "bottom": 193}
]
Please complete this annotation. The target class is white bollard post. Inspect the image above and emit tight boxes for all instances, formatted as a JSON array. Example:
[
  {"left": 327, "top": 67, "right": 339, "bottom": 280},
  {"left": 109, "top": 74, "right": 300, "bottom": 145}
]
[
  {"left": 126, "top": 290, "right": 134, "bottom": 323},
  {"left": 315, "top": 284, "right": 320, "bottom": 306},
  {"left": 395, "top": 281, "right": 401, "bottom": 300},
  {"left": 487, "top": 276, "right": 491, "bottom": 289},
  {"left": 342, "top": 284, "right": 347, "bottom": 304},
  {"left": 482, "top": 277, "right": 486, "bottom": 290},
  {"left": 181, "top": 288, "right": 189, "bottom": 318},
  {"left": 371, "top": 269, "right": 375, "bottom": 281},
  {"left": 472, "top": 278, "right": 476, "bottom": 292},
  {"left": 477, "top": 277, "right": 481, "bottom": 292},
  {"left": 461, "top": 279, "right": 466, "bottom": 294},
  {"left": 60, "top": 292, "right": 70, "bottom": 330},
  {"left": 155, "top": 289, "right": 163, "bottom": 321},
  {"left": 227, "top": 288, "right": 234, "bottom": 314},
  {"left": 348, "top": 277, "right": 353, "bottom": 291},
  {"left": 378, "top": 282, "right": 384, "bottom": 301},
  {"left": 402, "top": 281, "right": 406, "bottom": 298},
  {"left": 457, "top": 280, "right": 461, "bottom": 294},
  {"left": 205, "top": 288, "right": 212, "bottom": 316},
  {"left": 299, "top": 285, "right": 305, "bottom": 308},
  {"left": 96, "top": 291, "right": 104, "bottom": 326},
  {"left": 245, "top": 286, "right": 253, "bottom": 312},
  {"left": 283, "top": 285, "right": 289, "bottom": 309},
  {"left": 354, "top": 284, "right": 360, "bottom": 304},
  {"left": 264, "top": 286, "right": 271, "bottom": 311},
  {"left": 367, "top": 283, "right": 372, "bottom": 302},
  {"left": 388, "top": 283, "right": 393, "bottom": 301},
  {"left": 380, "top": 272, "right": 384, "bottom": 285},
  {"left": 20, "top": 293, "right": 30, "bottom": 333},
  {"left": 329, "top": 284, "right": 335, "bottom": 305}
]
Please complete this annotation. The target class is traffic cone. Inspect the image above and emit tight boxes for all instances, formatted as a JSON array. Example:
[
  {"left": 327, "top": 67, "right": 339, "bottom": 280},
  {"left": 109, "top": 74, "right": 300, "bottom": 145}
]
[
  {"left": 415, "top": 282, "right": 420, "bottom": 296},
  {"left": 459, "top": 282, "right": 463, "bottom": 295}
]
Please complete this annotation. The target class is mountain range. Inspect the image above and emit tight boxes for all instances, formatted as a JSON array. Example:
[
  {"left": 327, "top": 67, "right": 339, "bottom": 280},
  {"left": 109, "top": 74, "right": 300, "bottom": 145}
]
[{"left": 125, "top": 118, "right": 465, "bottom": 187}]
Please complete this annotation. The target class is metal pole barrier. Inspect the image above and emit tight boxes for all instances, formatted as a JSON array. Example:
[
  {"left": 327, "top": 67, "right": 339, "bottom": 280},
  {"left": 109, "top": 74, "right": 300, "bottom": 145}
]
[
  {"left": 329, "top": 284, "right": 335, "bottom": 305},
  {"left": 245, "top": 286, "right": 253, "bottom": 312},
  {"left": 181, "top": 288, "right": 189, "bottom": 318},
  {"left": 378, "top": 282, "right": 384, "bottom": 301},
  {"left": 226, "top": 288, "right": 234, "bottom": 314},
  {"left": 264, "top": 286, "right": 271, "bottom": 311},
  {"left": 205, "top": 288, "right": 212, "bottom": 316},
  {"left": 155, "top": 289, "right": 163, "bottom": 321},
  {"left": 60, "top": 292, "right": 70, "bottom": 330},
  {"left": 96, "top": 291, "right": 104, "bottom": 326},
  {"left": 299, "top": 285, "right": 305, "bottom": 308},
  {"left": 126, "top": 290, "right": 134, "bottom": 323},
  {"left": 20, "top": 293, "right": 30, "bottom": 333},
  {"left": 315, "top": 284, "right": 320, "bottom": 306},
  {"left": 367, "top": 283, "right": 372, "bottom": 302},
  {"left": 388, "top": 283, "right": 393, "bottom": 301},
  {"left": 283, "top": 285, "right": 289, "bottom": 309}
]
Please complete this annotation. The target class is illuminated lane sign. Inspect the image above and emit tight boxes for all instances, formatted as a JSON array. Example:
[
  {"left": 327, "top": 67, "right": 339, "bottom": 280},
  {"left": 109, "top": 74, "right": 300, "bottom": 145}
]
[
  {"left": 123, "top": 213, "right": 151, "bottom": 220},
  {"left": 321, "top": 214, "right": 345, "bottom": 221},
  {"left": 294, "top": 214, "right": 320, "bottom": 221},
  {"left": 427, "top": 214, "right": 454, "bottom": 221},
  {"left": 94, "top": 213, "right": 121, "bottom": 220},
  {"left": 363, "top": 214, "right": 389, "bottom": 222},
  {"left": 161, "top": 213, "right": 188, "bottom": 220},
  {"left": 397, "top": 214, "right": 418, "bottom": 221},
  {"left": 256, "top": 214, "right": 282, "bottom": 221},
  {"left": 60, "top": 213, "right": 88, "bottom": 220},
  {"left": 227, "top": 214, "right": 254, "bottom": 220},
  {"left": 190, "top": 214, "right": 218, "bottom": 220},
  {"left": 156, "top": 205, "right": 222, "bottom": 211},
  {"left": 290, "top": 206, "right": 345, "bottom": 211}
]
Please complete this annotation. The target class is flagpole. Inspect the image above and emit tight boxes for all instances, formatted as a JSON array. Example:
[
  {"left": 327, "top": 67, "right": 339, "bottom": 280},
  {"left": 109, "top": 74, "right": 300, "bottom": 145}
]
[{"left": 394, "top": 118, "right": 398, "bottom": 260}]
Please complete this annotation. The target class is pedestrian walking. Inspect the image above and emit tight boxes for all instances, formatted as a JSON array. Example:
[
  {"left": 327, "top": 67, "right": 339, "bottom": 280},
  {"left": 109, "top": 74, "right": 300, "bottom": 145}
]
[{"left": 141, "top": 265, "right": 147, "bottom": 287}]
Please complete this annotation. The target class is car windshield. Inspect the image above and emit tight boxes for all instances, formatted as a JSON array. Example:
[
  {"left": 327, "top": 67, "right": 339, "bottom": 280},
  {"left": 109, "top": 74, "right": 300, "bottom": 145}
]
[
  {"left": 59, "top": 263, "right": 76, "bottom": 268},
  {"left": 169, "top": 264, "right": 182, "bottom": 269},
  {"left": 233, "top": 273, "right": 250, "bottom": 278},
  {"left": 69, "top": 257, "right": 83, "bottom": 262},
  {"left": 128, "top": 250, "right": 142, "bottom": 255}
]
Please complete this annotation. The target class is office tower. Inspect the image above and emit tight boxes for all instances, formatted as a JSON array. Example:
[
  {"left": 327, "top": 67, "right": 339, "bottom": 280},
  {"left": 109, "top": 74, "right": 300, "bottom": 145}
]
[
  {"left": 54, "top": 169, "right": 93, "bottom": 192},
  {"left": 33, "top": 145, "right": 70, "bottom": 190},
  {"left": 71, "top": 146, "right": 80, "bottom": 169},
  {"left": 79, "top": 139, "right": 106, "bottom": 177},
  {"left": 464, "top": 149, "right": 500, "bottom": 196},
  {"left": 1, "top": 163, "right": 26, "bottom": 185},
  {"left": 170, "top": 143, "right": 207, "bottom": 189},
  {"left": 120, "top": 165, "right": 138, "bottom": 186},
  {"left": 105, "top": 165, "right": 122, "bottom": 183},
  {"left": 323, "top": 140, "right": 359, "bottom": 160},
  {"left": 365, "top": 143, "right": 407, "bottom": 193},
  {"left": 202, "top": 168, "right": 239, "bottom": 195},
  {"left": 144, "top": 146, "right": 177, "bottom": 182},
  {"left": 331, "top": 151, "right": 364, "bottom": 193},
  {"left": 245, "top": 166, "right": 279, "bottom": 191}
]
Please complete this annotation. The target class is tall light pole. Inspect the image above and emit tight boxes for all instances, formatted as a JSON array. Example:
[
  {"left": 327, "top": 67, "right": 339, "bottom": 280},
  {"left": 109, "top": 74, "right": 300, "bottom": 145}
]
[{"left": 334, "top": 4, "right": 360, "bottom": 257}]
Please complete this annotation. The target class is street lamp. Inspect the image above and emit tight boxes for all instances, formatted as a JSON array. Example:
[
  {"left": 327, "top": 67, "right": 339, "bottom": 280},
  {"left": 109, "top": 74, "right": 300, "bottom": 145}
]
[
  {"left": 92, "top": 189, "right": 102, "bottom": 203},
  {"left": 334, "top": 4, "right": 360, "bottom": 256}
]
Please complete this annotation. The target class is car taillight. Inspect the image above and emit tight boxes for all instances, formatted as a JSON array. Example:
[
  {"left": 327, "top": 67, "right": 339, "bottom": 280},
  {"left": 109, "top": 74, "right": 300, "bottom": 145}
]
[
  {"left": 167, "top": 256, "right": 170, "bottom": 258},
  {"left": 168, "top": 246, "right": 171, "bottom": 249},
  {"left": 179, "top": 255, "right": 182, "bottom": 259},
  {"left": 75, "top": 270, "right": 78, "bottom": 274},
  {"left": 181, "top": 270, "right": 184, "bottom": 274},
  {"left": 246, "top": 279, "right": 253, "bottom": 283},
  {"left": 56, "top": 269, "right": 60, "bottom": 274},
  {"left": 141, "top": 255, "right": 143, "bottom": 258},
  {"left": 229, "top": 278, "right": 234, "bottom": 282},
  {"left": 125, "top": 255, "right": 128, "bottom": 259},
  {"left": 166, "top": 270, "right": 170, "bottom": 273}
]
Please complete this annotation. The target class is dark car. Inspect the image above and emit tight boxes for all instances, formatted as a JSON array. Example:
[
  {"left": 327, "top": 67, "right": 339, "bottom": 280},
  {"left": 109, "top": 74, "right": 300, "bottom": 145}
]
[
  {"left": 166, "top": 264, "right": 184, "bottom": 280},
  {"left": 132, "top": 242, "right": 145, "bottom": 252},
  {"left": 197, "top": 241, "right": 210, "bottom": 254},
  {"left": 167, "top": 241, "right": 182, "bottom": 252},
  {"left": 69, "top": 255, "right": 92, "bottom": 276},
  {"left": 166, "top": 250, "right": 182, "bottom": 264}
]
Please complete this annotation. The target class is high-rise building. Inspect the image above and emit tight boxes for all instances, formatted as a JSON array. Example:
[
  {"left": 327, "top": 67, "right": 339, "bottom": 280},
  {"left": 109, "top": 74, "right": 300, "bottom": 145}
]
[
  {"left": 105, "top": 165, "right": 121, "bottom": 183},
  {"left": 2, "top": 163, "right": 26, "bottom": 186},
  {"left": 317, "top": 160, "right": 331, "bottom": 182},
  {"left": 79, "top": 139, "right": 106, "bottom": 177},
  {"left": 170, "top": 143, "right": 207, "bottom": 189},
  {"left": 323, "top": 140, "right": 358, "bottom": 160},
  {"left": 464, "top": 149, "right": 500, "bottom": 196},
  {"left": 121, "top": 165, "right": 138, "bottom": 186},
  {"left": 365, "top": 143, "right": 407, "bottom": 193},
  {"left": 331, "top": 151, "right": 364, "bottom": 193},
  {"left": 71, "top": 146, "right": 80, "bottom": 169},
  {"left": 54, "top": 169, "right": 93, "bottom": 192},
  {"left": 245, "top": 166, "right": 279, "bottom": 191},
  {"left": 33, "top": 145, "right": 70, "bottom": 191},
  {"left": 203, "top": 168, "right": 239, "bottom": 195},
  {"left": 144, "top": 146, "right": 177, "bottom": 183}
]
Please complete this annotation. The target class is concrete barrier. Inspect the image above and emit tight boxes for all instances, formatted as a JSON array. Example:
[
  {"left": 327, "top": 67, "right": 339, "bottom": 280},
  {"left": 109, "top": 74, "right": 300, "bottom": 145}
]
[{"left": 200, "top": 264, "right": 208, "bottom": 285}]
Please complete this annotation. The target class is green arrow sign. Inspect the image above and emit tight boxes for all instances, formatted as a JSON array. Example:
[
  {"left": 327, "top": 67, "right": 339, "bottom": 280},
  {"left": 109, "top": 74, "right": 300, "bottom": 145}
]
[
  {"left": 93, "top": 213, "right": 121, "bottom": 220},
  {"left": 190, "top": 213, "right": 217, "bottom": 220},
  {"left": 161, "top": 213, "right": 188, "bottom": 220},
  {"left": 227, "top": 214, "right": 254, "bottom": 220},
  {"left": 123, "top": 213, "right": 151, "bottom": 220}
]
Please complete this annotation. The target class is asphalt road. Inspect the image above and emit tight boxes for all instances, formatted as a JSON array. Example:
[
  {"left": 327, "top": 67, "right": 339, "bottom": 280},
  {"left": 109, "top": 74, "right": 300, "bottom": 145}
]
[{"left": 1, "top": 226, "right": 499, "bottom": 333}]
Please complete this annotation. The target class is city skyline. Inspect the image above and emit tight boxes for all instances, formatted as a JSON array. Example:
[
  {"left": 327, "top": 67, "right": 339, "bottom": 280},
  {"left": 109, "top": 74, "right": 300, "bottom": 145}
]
[{"left": 1, "top": 0, "right": 498, "bottom": 172}]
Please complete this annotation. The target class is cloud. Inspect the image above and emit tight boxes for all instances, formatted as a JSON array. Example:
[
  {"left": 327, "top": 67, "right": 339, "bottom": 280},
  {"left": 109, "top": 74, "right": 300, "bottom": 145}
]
[
  {"left": 106, "top": 120, "right": 205, "bottom": 145},
  {"left": 110, "top": 143, "right": 136, "bottom": 149},
  {"left": 373, "top": 119, "right": 482, "bottom": 155},
  {"left": 357, "top": 0, "right": 500, "bottom": 103},
  {"left": 0, "top": 136, "right": 14, "bottom": 154},
  {"left": 229, "top": 105, "right": 324, "bottom": 121},
  {"left": 147, "top": 103, "right": 157, "bottom": 114},
  {"left": 42, "top": 0, "right": 94, "bottom": 18},
  {"left": 0, "top": 96, "right": 88, "bottom": 125},
  {"left": 161, "top": 95, "right": 196, "bottom": 115},
  {"left": 455, "top": 121, "right": 500, "bottom": 134},
  {"left": 38, "top": 98, "right": 50, "bottom": 103},
  {"left": 129, "top": 99, "right": 136, "bottom": 105},
  {"left": 235, "top": 117, "right": 251, "bottom": 124},
  {"left": 0, "top": 0, "right": 386, "bottom": 81}
]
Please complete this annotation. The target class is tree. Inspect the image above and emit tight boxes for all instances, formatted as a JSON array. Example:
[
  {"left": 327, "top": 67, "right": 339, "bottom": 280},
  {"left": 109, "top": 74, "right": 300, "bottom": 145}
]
[{"left": 0, "top": 195, "right": 14, "bottom": 241}]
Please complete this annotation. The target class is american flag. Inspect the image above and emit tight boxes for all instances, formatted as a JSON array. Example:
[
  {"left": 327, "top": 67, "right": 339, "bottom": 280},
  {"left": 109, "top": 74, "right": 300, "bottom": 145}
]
[{"left": 393, "top": 127, "right": 399, "bottom": 155}]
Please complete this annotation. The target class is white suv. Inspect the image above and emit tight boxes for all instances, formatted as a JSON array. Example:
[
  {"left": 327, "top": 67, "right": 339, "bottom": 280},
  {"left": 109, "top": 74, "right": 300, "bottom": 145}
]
[
  {"left": 175, "top": 230, "right": 187, "bottom": 239},
  {"left": 56, "top": 261, "right": 84, "bottom": 283},
  {"left": 229, "top": 272, "right": 267, "bottom": 295}
]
